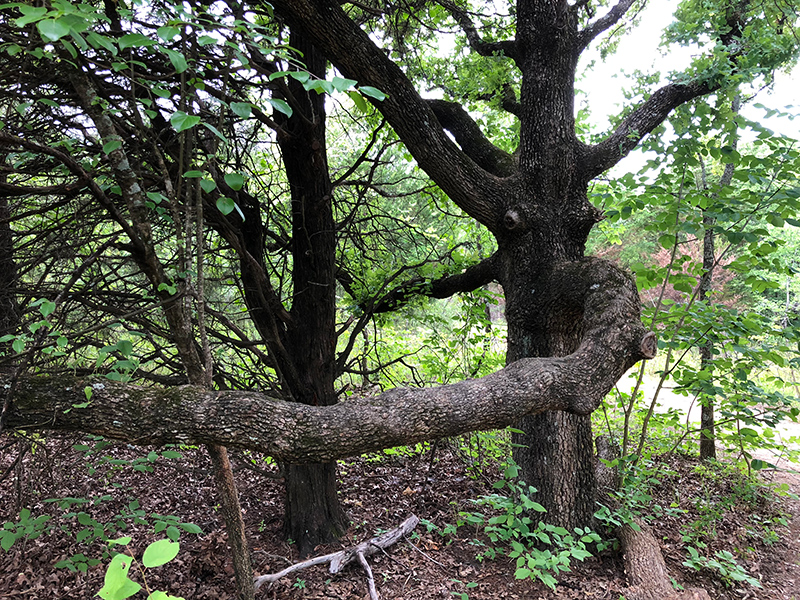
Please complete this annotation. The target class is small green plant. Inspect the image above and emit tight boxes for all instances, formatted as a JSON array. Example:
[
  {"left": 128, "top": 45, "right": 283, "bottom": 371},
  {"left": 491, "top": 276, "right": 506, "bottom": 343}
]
[
  {"left": 0, "top": 508, "right": 52, "bottom": 552},
  {"left": 450, "top": 579, "right": 478, "bottom": 599},
  {"left": 97, "top": 537, "right": 184, "bottom": 599},
  {"left": 292, "top": 578, "right": 306, "bottom": 590},
  {"left": 683, "top": 546, "right": 762, "bottom": 589},
  {"left": 446, "top": 462, "right": 601, "bottom": 590}
]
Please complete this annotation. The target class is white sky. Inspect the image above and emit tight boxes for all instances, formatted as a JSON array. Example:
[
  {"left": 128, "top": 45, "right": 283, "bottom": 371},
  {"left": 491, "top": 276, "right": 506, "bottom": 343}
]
[{"left": 578, "top": 0, "right": 800, "bottom": 148}]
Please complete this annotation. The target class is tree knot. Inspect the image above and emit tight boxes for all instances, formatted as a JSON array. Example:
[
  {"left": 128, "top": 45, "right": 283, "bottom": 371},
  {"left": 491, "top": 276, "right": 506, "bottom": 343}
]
[{"left": 503, "top": 209, "right": 523, "bottom": 231}]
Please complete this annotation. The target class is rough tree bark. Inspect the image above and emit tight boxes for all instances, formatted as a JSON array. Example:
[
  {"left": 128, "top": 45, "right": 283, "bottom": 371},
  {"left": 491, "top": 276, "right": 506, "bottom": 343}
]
[
  {"left": 5, "top": 260, "right": 656, "bottom": 456},
  {"left": 264, "top": 0, "right": 727, "bottom": 533},
  {"left": 275, "top": 30, "right": 348, "bottom": 555}
]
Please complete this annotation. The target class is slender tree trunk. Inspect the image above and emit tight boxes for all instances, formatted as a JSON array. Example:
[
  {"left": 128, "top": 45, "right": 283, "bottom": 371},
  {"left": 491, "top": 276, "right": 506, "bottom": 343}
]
[
  {"left": 208, "top": 445, "right": 255, "bottom": 600},
  {"left": 0, "top": 155, "right": 18, "bottom": 346},
  {"left": 698, "top": 93, "right": 740, "bottom": 461},
  {"left": 277, "top": 31, "right": 348, "bottom": 555},
  {"left": 698, "top": 217, "right": 716, "bottom": 461}
]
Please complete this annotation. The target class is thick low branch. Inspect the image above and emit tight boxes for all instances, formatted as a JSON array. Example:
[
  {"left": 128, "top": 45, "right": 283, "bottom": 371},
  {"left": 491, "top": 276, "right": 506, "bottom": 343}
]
[{"left": 5, "top": 259, "right": 652, "bottom": 462}]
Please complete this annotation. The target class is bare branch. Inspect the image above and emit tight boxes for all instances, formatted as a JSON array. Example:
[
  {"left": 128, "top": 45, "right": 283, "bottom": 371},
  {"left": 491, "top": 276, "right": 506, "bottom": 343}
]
[{"left": 576, "top": 0, "right": 640, "bottom": 54}]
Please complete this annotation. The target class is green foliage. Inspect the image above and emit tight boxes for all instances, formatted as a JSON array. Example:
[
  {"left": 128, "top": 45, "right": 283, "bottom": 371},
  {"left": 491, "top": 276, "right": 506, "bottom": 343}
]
[
  {"left": 683, "top": 547, "right": 762, "bottom": 588},
  {"left": 431, "top": 462, "right": 602, "bottom": 590},
  {"left": 0, "top": 508, "right": 51, "bottom": 552},
  {"left": 590, "top": 97, "right": 800, "bottom": 463},
  {"left": 97, "top": 537, "right": 185, "bottom": 600}
]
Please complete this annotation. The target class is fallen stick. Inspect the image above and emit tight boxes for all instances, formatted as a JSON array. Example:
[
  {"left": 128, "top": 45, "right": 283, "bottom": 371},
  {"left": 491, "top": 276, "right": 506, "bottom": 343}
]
[{"left": 254, "top": 514, "right": 420, "bottom": 598}]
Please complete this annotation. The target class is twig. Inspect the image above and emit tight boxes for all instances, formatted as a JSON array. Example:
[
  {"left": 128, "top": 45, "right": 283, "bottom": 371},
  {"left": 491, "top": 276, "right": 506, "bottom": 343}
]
[
  {"left": 357, "top": 551, "right": 379, "bottom": 600},
  {"left": 254, "top": 514, "right": 419, "bottom": 594}
]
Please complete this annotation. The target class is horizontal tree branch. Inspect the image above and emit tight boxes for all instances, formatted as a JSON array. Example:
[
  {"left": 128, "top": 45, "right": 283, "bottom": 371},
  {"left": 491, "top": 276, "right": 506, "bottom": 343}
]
[
  {"left": 371, "top": 253, "right": 499, "bottom": 313},
  {"left": 4, "top": 259, "right": 654, "bottom": 462}
]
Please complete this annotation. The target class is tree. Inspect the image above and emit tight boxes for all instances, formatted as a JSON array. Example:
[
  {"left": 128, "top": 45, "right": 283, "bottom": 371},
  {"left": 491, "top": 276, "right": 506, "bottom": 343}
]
[
  {"left": 0, "top": 2, "right": 797, "bottom": 594},
  {"left": 260, "top": 0, "right": 799, "bottom": 529}
]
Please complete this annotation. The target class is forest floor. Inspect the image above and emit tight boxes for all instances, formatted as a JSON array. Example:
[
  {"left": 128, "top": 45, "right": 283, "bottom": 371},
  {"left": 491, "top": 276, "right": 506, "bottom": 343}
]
[{"left": 1, "top": 432, "right": 800, "bottom": 600}]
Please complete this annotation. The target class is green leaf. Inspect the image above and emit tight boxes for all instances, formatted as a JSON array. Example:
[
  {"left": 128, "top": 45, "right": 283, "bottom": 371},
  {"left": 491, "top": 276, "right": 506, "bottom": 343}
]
[
  {"left": 331, "top": 76, "right": 357, "bottom": 92},
  {"left": 288, "top": 71, "right": 310, "bottom": 84},
  {"left": 38, "top": 300, "right": 56, "bottom": 317},
  {"left": 183, "top": 170, "right": 203, "bottom": 178},
  {"left": 116, "top": 339, "right": 133, "bottom": 356},
  {"left": 103, "top": 140, "right": 122, "bottom": 155},
  {"left": 37, "top": 19, "right": 71, "bottom": 42},
  {"left": 514, "top": 567, "right": 532, "bottom": 579},
  {"left": 216, "top": 197, "right": 235, "bottom": 215},
  {"left": 170, "top": 111, "right": 201, "bottom": 132},
  {"left": 97, "top": 554, "right": 142, "bottom": 599},
  {"left": 148, "top": 591, "right": 186, "bottom": 600},
  {"left": 197, "top": 35, "right": 217, "bottom": 46},
  {"left": 267, "top": 98, "right": 292, "bottom": 117},
  {"left": 119, "top": 33, "right": 157, "bottom": 49},
  {"left": 230, "top": 102, "right": 252, "bottom": 119},
  {"left": 305, "top": 79, "right": 335, "bottom": 95},
  {"left": 199, "top": 179, "right": 217, "bottom": 193},
  {"left": 87, "top": 31, "right": 117, "bottom": 55},
  {"left": 157, "top": 26, "right": 180, "bottom": 41},
  {"left": 14, "top": 6, "right": 47, "bottom": 27},
  {"left": 359, "top": 86, "right": 387, "bottom": 101},
  {"left": 163, "top": 48, "right": 188, "bottom": 73},
  {"left": 202, "top": 122, "right": 227, "bottom": 143},
  {"left": 347, "top": 90, "right": 369, "bottom": 113},
  {"left": 142, "top": 539, "right": 180, "bottom": 568},
  {"left": 224, "top": 172, "right": 245, "bottom": 191},
  {"left": 108, "top": 536, "right": 132, "bottom": 546},
  {"left": 658, "top": 234, "right": 676, "bottom": 249}
]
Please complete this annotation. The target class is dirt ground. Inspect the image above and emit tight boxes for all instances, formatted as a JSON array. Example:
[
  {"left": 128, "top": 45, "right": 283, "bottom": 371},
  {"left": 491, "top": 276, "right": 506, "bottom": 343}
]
[{"left": 1, "top": 432, "right": 799, "bottom": 600}]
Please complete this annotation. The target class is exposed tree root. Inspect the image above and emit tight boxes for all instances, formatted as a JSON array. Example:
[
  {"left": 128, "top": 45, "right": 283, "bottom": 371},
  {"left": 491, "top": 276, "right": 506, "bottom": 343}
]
[
  {"left": 596, "top": 436, "right": 710, "bottom": 600},
  {"left": 619, "top": 519, "right": 711, "bottom": 600},
  {"left": 253, "top": 514, "right": 420, "bottom": 599}
]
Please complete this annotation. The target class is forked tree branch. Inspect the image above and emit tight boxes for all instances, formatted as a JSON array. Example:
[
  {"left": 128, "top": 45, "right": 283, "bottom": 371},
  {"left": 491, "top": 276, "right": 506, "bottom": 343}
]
[{"left": 427, "top": 100, "right": 517, "bottom": 177}]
